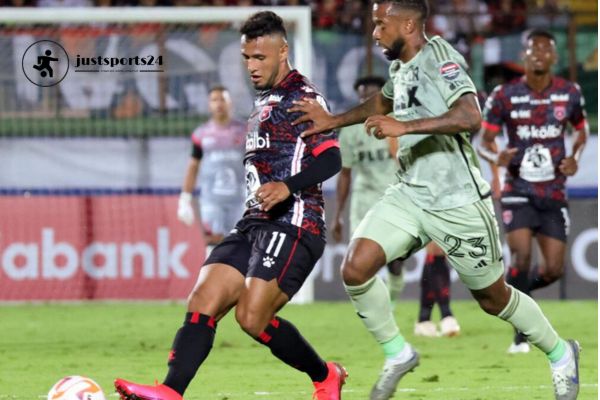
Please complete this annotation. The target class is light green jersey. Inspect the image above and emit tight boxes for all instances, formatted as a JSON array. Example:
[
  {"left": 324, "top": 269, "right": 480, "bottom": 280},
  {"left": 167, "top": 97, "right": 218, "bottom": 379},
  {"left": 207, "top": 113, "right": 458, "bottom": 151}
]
[
  {"left": 339, "top": 124, "right": 399, "bottom": 231},
  {"left": 381, "top": 35, "right": 490, "bottom": 210}
]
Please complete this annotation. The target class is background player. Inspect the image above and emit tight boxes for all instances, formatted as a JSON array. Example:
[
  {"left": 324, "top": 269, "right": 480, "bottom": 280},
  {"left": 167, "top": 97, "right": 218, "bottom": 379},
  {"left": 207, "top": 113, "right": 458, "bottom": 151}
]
[
  {"left": 478, "top": 29, "right": 588, "bottom": 354},
  {"left": 332, "top": 76, "right": 405, "bottom": 302},
  {"left": 290, "top": 1, "right": 580, "bottom": 399},
  {"left": 416, "top": 242, "right": 460, "bottom": 337},
  {"left": 115, "top": 11, "right": 346, "bottom": 400},
  {"left": 177, "top": 86, "right": 246, "bottom": 245},
  {"left": 333, "top": 76, "right": 460, "bottom": 338}
]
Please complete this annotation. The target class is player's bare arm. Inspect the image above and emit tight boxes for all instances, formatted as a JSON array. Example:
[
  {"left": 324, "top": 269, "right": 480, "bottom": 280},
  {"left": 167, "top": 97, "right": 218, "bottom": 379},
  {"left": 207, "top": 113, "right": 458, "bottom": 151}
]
[
  {"left": 477, "top": 127, "right": 518, "bottom": 167},
  {"left": 332, "top": 167, "right": 351, "bottom": 242},
  {"left": 288, "top": 92, "right": 393, "bottom": 137},
  {"left": 364, "top": 93, "right": 481, "bottom": 139},
  {"left": 559, "top": 125, "right": 588, "bottom": 176}
]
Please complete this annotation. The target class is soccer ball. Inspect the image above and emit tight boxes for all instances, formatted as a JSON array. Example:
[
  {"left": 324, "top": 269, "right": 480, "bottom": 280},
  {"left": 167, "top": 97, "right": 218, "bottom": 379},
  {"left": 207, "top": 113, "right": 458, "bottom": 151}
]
[{"left": 47, "top": 376, "right": 106, "bottom": 400}]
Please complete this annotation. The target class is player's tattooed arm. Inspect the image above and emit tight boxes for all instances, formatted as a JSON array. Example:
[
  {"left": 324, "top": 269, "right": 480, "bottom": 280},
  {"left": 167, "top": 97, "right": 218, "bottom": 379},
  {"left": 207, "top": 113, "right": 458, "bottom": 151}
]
[
  {"left": 364, "top": 93, "right": 481, "bottom": 139},
  {"left": 288, "top": 92, "right": 393, "bottom": 137}
]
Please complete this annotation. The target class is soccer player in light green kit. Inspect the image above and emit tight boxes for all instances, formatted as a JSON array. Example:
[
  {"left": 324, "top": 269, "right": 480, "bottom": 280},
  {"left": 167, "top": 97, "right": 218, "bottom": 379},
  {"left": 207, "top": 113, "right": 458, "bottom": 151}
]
[
  {"left": 289, "top": 1, "right": 580, "bottom": 399},
  {"left": 334, "top": 76, "right": 461, "bottom": 338},
  {"left": 332, "top": 76, "right": 405, "bottom": 302}
]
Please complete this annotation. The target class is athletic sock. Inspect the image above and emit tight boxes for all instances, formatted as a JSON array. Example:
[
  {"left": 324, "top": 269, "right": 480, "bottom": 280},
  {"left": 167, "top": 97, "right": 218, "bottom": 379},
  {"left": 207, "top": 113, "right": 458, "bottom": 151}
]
[
  {"left": 384, "top": 342, "right": 413, "bottom": 365},
  {"left": 431, "top": 255, "right": 452, "bottom": 318},
  {"left": 386, "top": 268, "right": 405, "bottom": 302},
  {"left": 418, "top": 255, "right": 435, "bottom": 322},
  {"left": 344, "top": 276, "right": 406, "bottom": 358},
  {"left": 548, "top": 340, "right": 569, "bottom": 366},
  {"left": 506, "top": 267, "right": 530, "bottom": 295},
  {"left": 529, "top": 265, "right": 554, "bottom": 292},
  {"left": 256, "top": 316, "right": 328, "bottom": 382},
  {"left": 497, "top": 286, "right": 562, "bottom": 357},
  {"left": 163, "top": 312, "right": 216, "bottom": 395}
]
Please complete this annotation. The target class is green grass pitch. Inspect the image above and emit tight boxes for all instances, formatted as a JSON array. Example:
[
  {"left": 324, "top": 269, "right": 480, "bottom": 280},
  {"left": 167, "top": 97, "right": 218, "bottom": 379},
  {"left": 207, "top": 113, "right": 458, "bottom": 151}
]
[{"left": 0, "top": 300, "right": 597, "bottom": 399}]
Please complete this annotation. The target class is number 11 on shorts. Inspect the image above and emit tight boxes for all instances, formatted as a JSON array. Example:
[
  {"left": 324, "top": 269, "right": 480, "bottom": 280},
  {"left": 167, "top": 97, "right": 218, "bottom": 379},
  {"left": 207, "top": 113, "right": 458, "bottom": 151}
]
[{"left": 266, "top": 232, "right": 286, "bottom": 257}]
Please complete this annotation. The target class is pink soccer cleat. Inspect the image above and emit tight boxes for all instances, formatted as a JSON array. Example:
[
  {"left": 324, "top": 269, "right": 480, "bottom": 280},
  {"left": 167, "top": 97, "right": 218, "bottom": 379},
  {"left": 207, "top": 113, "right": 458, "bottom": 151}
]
[
  {"left": 114, "top": 378, "right": 183, "bottom": 400},
  {"left": 312, "top": 362, "right": 348, "bottom": 400}
]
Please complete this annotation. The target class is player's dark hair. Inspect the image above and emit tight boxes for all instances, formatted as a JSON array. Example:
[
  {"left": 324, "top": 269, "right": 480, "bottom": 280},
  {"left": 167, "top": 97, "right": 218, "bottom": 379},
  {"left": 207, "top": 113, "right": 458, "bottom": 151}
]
[
  {"left": 372, "top": 0, "right": 429, "bottom": 21},
  {"left": 353, "top": 76, "right": 386, "bottom": 91},
  {"left": 209, "top": 85, "right": 228, "bottom": 94},
  {"left": 240, "top": 11, "right": 287, "bottom": 40},
  {"left": 526, "top": 29, "right": 556, "bottom": 43}
]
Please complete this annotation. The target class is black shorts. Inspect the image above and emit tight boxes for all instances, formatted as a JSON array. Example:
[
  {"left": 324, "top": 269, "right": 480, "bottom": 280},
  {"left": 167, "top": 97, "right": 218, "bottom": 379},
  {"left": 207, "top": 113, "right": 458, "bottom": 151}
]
[
  {"left": 500, "top": 195, "right": 570, "bottom": 242},
  {"left": 204, "top": 218, "right": 325, "bottom": 298}
]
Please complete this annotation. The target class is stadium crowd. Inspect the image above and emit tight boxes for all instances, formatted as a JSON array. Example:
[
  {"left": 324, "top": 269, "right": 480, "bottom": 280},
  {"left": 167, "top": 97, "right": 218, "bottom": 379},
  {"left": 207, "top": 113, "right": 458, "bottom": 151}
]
[{"left": 0, "top": 0, "right": 573, "bottom": 35}]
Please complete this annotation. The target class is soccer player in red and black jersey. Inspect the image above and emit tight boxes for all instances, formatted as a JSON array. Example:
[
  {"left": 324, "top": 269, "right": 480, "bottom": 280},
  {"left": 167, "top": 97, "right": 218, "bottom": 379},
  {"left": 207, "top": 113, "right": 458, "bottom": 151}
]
[
  {"left": 115, "top": 11, "right": 346, "bottom": 400},
  {"left": 478, "top": 29, "right": 588, "bottom": 354}
]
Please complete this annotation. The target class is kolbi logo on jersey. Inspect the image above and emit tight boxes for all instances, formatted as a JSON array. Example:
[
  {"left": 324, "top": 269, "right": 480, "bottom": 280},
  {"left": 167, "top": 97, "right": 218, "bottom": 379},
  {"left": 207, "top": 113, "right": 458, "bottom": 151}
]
[
  {"left": 246, "top": 130, "right": 270, "bottom": 151},
  {"left": 516, "top": 124, "right": 561, "bottom": 140},
  {"left": 440, "top": 62, "right": 461, "bottom": 81}
]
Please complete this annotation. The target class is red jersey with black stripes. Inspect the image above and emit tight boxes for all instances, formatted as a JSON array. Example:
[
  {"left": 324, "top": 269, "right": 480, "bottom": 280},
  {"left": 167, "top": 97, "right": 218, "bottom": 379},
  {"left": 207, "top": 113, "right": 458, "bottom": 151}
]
[
  {"left": 482, "top": 76, "right": 587, "bottom": 202},
  {"left": 243, "top": 70, "right": 338, "bottom": 238}
]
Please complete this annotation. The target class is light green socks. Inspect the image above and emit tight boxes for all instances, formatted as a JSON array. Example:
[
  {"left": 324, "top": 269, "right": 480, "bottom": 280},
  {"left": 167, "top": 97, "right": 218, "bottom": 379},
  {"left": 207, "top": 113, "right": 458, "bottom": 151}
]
[
  {"left": 498, "top": 285, "right": 566, "bottom": 361},
  {"left": 386, "top": 270, "right": 405, "bottom": 302},
  {"left": 344, "top": 276, "right": 406, "bottom": 358}
]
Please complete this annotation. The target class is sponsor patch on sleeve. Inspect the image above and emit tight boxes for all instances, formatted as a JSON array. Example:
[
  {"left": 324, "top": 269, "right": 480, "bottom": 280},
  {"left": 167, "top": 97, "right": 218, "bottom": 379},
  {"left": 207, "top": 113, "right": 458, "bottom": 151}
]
[{"left": 440, "top": 61, "right": 461, "bottom": 81}]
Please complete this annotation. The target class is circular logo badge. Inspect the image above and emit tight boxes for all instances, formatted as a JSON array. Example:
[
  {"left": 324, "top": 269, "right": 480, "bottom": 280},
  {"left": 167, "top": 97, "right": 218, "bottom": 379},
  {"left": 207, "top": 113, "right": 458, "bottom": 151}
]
[
  {"left": 22, "top": 40, "right": 69, "bottom": 87},
  {"left": 440, "top": 61, "right": 461, "bottom": 81}
]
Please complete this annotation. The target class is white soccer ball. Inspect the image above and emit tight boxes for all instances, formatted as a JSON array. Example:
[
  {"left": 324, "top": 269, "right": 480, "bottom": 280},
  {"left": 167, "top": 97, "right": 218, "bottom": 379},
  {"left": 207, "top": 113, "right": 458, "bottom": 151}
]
[{"left": 47, "top": 376, "right": 106, "bottom": 400}]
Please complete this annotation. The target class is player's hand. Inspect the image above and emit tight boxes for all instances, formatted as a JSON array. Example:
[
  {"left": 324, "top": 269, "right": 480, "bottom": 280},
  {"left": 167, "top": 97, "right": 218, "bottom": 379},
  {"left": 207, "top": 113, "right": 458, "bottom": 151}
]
[
  {"left": 497, "top": 148, "right": 518, "bottom": 167},
  {"left": 255, "top": 182, "right": 291, "bottom": 212},
  {"left": 288, "top": 98, "right": 334, "bottom": 138},
  {"left": 177, "top": 192, "right": 194, "bottom": 225},
  {"left": 331, "top": 216, "right": 344, "bottom": 243},
  {"left": 364, "top": 115, "right": 405, "bottom": 139},
  {"left": 559, "top": 156, "right": 578, "bottom": 176}
]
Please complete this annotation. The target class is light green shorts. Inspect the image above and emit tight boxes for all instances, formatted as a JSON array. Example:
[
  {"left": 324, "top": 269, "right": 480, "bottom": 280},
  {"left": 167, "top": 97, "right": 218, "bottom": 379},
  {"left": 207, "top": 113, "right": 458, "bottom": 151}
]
[{"left": 353, "top": 185, "right": 504, "bottom": 290}]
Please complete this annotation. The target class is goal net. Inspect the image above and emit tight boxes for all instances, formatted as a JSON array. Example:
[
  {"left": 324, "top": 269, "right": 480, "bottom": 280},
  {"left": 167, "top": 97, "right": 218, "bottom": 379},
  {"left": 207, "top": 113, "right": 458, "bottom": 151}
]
[{"left": 0, "top": 6, "right": 315, "bottom": 302}]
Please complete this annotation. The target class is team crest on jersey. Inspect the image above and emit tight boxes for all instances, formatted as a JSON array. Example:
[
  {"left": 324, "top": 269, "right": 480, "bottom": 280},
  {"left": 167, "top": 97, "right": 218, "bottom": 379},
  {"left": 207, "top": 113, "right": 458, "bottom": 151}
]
[
  {"left": 259, "top": 106, "right": 272, "bottom": 122},
  {"left": 440, "top": 62, "right": 461, "bottom": 81},
  {"left": 502, "top": 210, "right": 513, "bottom": 225},
  {"left": 553, "top": 105, "right": 567, "bottom": 121}
]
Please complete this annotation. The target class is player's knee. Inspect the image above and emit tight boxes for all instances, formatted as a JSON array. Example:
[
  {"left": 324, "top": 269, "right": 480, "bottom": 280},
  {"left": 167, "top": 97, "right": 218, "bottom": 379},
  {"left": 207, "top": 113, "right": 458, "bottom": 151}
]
[
  {"left": 341, "top": 257, "right": 371, "bottom": 286},
  {"left": 543, "top": 264, "right": 564, "bottom": 283},
  {"left": 186, "top": 288, "right": 205, "bottom": 310},
  {"left": 234, "top": 307, "right": 265, "bottom": 338}
]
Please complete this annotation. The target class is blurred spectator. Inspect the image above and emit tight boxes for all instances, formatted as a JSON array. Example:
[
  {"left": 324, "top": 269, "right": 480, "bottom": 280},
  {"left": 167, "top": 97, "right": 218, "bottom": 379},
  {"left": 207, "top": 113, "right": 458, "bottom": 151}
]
[
  {"left": 339, "top": 0, "right": 367, "bottom": 33},
  {"left": 37, "top": 0, "right": 91, "bottom": 6},
  {"left": 315, "top": 0, "right": 340, "bottom": 30},
  {"left": 527, "top": 0, "right": 569, "bottom": 29},
  {"left": 112, "top": 88, "right": 145, "bottom": 119},
  {"left": 487, "top": 0, "right": 527, "bottom": 34},
  {"left": 4, "top": 0, "right": 35, "bottom": 6},
  {"left": 431, "top": 0, "right": 491, "bottom": 57}
]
